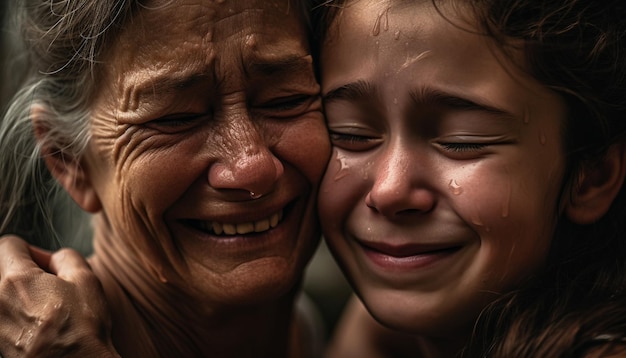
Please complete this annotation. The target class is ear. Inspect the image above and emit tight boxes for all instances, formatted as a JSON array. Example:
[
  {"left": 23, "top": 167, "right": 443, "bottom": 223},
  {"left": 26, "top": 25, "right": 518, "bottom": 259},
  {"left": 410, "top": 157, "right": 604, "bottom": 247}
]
[
  {"left": 31, "top": 104, "right": 102, "bottom": 213},
  {"left": 565, "top": 143, "right": 626, "bottom": 224}
]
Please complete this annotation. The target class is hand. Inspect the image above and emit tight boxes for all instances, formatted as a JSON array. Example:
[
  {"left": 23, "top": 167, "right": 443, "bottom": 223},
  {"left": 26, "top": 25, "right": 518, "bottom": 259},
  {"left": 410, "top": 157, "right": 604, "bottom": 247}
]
[{"left": 0, "top": 235, "right": 119, "bottom": 358}]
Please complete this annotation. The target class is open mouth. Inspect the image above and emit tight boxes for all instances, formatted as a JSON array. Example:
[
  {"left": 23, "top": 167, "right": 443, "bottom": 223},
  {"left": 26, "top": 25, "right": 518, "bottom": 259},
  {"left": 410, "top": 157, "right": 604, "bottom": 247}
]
[{"left": 186, "top": 209, "right": 284, "bottom": 236}]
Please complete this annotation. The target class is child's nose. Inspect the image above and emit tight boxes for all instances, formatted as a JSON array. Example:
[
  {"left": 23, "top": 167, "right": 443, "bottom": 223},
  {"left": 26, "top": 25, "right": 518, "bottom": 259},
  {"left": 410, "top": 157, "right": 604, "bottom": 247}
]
[{"left": 365, "top": 146, "right": 436, "bottom": 218}]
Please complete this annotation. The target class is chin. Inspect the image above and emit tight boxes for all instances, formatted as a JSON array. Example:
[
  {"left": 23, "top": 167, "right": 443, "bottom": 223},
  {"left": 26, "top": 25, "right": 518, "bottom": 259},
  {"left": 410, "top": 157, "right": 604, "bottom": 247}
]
[
  {"left": 213, "top": 256, "right": 308, "bottom": 306},
  {"left": 359, "top": 287, "right": 477, "bottom": 337}
]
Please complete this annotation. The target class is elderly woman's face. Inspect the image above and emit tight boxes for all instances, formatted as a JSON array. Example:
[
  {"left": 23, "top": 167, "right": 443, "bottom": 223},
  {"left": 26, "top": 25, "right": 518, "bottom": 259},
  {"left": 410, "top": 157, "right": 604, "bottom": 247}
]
[{"left": 83, "top": 0, "right": 329, "bottom": 303}]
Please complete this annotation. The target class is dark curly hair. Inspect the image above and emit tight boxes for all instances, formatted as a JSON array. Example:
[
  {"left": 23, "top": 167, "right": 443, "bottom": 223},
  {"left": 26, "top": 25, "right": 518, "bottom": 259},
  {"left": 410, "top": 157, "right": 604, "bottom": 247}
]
[{"left": 465, "top": 0, "right": 626, "bottom": 356}]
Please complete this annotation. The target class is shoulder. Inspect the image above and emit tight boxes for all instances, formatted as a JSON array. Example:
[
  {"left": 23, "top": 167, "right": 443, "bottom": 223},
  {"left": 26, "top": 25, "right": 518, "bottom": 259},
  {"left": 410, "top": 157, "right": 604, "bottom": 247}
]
[{"left": 325, "top": 295, "right": 419, "bottom": 358}]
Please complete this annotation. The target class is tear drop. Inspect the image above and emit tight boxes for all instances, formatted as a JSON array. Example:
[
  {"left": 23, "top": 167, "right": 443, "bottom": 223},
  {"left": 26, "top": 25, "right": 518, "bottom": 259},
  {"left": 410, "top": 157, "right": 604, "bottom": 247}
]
[
  {"left": 539, "top": 132, "right": 547, "bottom": 145},
  {"left": 448, "top": 179, "right": 463, "bottom": 195},
  {"left": 334, "top": 151, "right": 350, "bottom": 180}
]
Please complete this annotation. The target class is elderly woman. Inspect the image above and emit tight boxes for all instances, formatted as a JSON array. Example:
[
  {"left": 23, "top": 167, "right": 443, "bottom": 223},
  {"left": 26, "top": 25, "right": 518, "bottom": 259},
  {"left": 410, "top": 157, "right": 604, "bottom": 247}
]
[{"left": 0, "top": 0, "right": 330, "bottom": 357}]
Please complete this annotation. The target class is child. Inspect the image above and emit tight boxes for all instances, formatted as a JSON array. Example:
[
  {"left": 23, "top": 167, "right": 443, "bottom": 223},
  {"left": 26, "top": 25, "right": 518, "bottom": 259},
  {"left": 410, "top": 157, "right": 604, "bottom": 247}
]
[{"left": 315, "top": 0, "right": 626, "bottom": 356}]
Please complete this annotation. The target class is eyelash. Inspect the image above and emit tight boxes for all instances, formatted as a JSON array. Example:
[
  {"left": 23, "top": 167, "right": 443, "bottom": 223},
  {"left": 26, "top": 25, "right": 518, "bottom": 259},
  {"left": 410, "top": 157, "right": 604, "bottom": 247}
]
[
  {"left": 145, "top": 114, "right": 206, "bottom": 133},
  {"left": 257, "top": 95, "right": 315, "bottom": 113},
  {"left": 153, "top": 116, "right": 200, "bottom": 126},
  {"left": 439, "top": 143, "right": 487, "bottom": 152},
  {"left": 330, "top": 132, "right": 372, "bottom": 142},
  {"left": 328, "top": 132, "right": 378, "bottom": 152}
]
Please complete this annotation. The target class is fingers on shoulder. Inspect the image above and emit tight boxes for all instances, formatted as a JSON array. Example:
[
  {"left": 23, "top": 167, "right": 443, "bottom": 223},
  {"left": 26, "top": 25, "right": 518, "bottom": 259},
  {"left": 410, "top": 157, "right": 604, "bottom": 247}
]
[{"left": 49, "top": 248, "right": 96, "bottom": 283}]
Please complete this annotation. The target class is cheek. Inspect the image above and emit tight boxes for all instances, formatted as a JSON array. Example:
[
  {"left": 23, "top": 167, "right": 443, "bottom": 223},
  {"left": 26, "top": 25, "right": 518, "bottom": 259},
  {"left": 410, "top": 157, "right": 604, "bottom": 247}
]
[
  {"left": 453, "top": 163, "right": 561, "bottom": 282},
  {"left": 319, "top": 149, "right": 369, "bottom": 232},
  {"left": 107, "top": 136, "right": 210, "bottom": 220},
  {"left": 125, "top": 157, "right": 197, "bottom": 206},
  {"left": 451, "top": 160, "right": 561, "bottom": 233},
  {"left": 449, "top": 165, "right": 516, "bottom": 230},
  {"left": 276, "top": 117, "right": 331, "bottom": 184}
]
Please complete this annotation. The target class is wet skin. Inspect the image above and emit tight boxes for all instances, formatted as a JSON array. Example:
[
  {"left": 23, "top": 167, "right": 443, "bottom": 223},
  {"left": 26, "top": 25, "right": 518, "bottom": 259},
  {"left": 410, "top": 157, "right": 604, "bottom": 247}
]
[
  {"left": 57, "top": 0, "right": 330, "bottom": 354},
  {"left": 319, "top": 0, "right": 568, "bottom": 341}
]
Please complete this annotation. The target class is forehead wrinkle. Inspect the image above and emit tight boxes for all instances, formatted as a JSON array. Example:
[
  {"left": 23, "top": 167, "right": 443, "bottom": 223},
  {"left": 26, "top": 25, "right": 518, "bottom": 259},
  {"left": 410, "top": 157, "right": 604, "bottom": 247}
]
[{"left": 211, "top": 8, "right": 264, "bottom": 43}]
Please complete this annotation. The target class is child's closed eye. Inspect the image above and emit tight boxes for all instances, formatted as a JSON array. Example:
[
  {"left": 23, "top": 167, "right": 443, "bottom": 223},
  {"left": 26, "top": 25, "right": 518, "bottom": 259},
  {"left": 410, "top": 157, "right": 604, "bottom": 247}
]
[
  {"left": 439, "top": 142, "right": 487, "bottom": 152},
  {"left": 329, "top": 131, "right": 380, "bottom": 151}
]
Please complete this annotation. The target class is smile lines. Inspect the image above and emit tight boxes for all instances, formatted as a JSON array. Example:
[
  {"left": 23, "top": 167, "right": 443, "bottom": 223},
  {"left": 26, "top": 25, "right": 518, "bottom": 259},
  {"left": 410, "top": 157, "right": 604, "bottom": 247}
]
[{"left": 193, "top": 209, "right": 284, "bottom": 235}]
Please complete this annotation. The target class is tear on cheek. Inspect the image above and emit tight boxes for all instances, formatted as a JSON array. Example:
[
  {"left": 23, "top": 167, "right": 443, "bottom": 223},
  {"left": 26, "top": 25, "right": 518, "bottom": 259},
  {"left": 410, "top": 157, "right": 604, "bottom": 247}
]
[{"left": 333, "top": 151, "right": 351, "bottom": 180}]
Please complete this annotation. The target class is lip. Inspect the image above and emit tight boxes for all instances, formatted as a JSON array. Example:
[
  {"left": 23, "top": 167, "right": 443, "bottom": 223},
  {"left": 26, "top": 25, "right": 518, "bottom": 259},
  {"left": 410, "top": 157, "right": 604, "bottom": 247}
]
[
  {"left": 177, "top": 199, "right": 297, "bottom": 241},
  {"left": 358, "top": 240, "right": 462, "bottom": 272},
  {"left": 183, "top": 209, "right": 284, "bottom": 235},
  {"left": 188, "top": 197, "right": 294, "bottom": 223}
]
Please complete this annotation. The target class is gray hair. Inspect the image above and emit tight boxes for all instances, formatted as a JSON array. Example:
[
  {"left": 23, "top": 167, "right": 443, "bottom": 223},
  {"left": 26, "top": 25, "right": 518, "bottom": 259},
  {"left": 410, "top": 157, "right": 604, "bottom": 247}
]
[{"left": 0, "top": 0, "right": 136, "bottom": 250}]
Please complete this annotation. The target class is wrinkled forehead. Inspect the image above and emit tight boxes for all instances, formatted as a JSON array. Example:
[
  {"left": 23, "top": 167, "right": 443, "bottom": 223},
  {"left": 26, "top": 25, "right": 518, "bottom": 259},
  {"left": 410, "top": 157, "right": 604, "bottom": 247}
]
[
  {"left": 103, "top": 0, "right": 309, "bottom": 64},
  {"left": 96, "top": 0, "right": 311, "bottom": 95},
  {"left": 137, "top": 0, "right": 305, "bottom": 38}
]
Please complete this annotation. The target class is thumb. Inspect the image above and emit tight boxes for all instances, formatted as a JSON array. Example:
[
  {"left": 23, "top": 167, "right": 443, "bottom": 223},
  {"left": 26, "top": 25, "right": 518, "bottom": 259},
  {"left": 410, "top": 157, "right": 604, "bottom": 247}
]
[{"left": 48, "top": 248, "right": 92, "bottom": 281}]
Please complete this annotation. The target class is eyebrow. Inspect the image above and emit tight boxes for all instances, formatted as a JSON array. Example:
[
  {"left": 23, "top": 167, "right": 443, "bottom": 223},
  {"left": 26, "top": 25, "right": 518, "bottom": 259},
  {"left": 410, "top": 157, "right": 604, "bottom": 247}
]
[
  {"left": 322, "top": 80, "right": 378, "bottom": 103},
  {"left": 134, "top": 72, "right": 212, "bottom": 98},
  {"left": 118, "top": 71, "right": 212, "bottom": 113},
  {"left": 409, "top": 88, "right": 512, "bottom": 117},
  {"left": 323, "top": 80, "right": 512, "bottom": 117}
]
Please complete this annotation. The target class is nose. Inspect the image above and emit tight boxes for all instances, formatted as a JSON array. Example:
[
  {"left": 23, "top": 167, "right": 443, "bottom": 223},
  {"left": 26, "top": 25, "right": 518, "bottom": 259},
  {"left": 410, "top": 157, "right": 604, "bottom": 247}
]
[
  {"left": 365, "top": 144, "right": 436, "bottom": 218},
  {"left": 207, "top": 117, "right": 284, "bottom": 198},
  {"left": 208, "top": 150, "right": 284, "bottom": 197}
]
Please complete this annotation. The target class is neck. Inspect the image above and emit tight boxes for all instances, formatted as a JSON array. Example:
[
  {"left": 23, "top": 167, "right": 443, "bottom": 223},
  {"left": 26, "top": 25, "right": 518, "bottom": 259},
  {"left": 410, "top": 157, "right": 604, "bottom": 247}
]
[
  {"left": 88, "top": 216, "right": 301, "bottom": 358},
  {"left": 414, "top": 335, "right": 468, "bottom": 358}
]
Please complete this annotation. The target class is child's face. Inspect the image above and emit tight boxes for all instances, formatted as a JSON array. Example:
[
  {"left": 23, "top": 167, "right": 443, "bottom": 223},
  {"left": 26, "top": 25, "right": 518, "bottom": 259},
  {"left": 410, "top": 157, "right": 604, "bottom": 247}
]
[{"left": 319, "top": 0, "right": 568, "bottom": 335}]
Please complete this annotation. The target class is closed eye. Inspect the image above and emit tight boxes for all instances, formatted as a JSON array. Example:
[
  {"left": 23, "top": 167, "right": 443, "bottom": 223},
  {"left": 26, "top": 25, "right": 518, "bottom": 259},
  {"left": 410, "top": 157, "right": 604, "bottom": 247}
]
[
  {"left": 255, "top": 95, "right": 319, "bottom": 118},
  {"left": 329, "top": 131, "right": 379, "bottom": 151},
  {"left": 145, "top": 113, "right": 207, "bottom": 133},
  {"left": 260, "top": 95, "right": 311, "bottom": 110},
  {"left": 439, "top": 143, "right": 487, "bottom": 152}
]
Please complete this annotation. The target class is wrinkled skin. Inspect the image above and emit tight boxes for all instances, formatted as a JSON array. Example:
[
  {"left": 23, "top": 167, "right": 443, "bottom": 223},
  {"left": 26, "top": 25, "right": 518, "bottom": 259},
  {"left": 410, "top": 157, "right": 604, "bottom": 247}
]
[
  {"left": 82, "top": 0, "right": 327, "bottom": 312},
  {"left": 2, "top": 0, "right": 330, "bottom": 357},
  {"left": 0, "top": 235, "right": 117, "bottom": 358}
]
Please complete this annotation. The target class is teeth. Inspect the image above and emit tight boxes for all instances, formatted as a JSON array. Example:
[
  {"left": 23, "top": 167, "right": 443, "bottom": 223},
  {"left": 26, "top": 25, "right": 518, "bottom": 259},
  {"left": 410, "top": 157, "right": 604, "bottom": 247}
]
[
  {"left": 213, "top": 222, "right": 223, "bottom": 235},
  {"left": 236, "top": 222, "right": 254, "bottom": 234},
  {"left": 223, "top": 223, "right": 236, "bottom": 235},
  {"left": 270, "top": 212, "right": 279, "bottom": 227},
  {"left": 195, "top": 209, "right": 284, "bottom": 236}
]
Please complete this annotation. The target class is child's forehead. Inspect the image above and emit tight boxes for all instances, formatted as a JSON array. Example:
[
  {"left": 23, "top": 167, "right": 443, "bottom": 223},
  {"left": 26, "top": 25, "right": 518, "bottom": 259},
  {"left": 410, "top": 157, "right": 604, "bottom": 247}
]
[
  {"left": 319, "top": 0, "right": 559, "bottom": 123},
  {"left": 328, "top": 0, "right": 477, "bottom": 35}
]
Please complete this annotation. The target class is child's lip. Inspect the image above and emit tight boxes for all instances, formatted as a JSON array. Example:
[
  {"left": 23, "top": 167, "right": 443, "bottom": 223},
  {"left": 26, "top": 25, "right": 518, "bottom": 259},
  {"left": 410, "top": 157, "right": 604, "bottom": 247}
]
[{"left": 358, "top": 240, "right": 463, "bottom": 258}]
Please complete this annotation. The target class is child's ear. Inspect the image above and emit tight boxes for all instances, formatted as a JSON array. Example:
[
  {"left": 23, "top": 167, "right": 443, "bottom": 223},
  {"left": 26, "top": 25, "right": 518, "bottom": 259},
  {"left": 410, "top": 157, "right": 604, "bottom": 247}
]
[
  {"left": 31, "top": 104, "right": 102, "bottom": 213},
  {"left": 565, "top": 143, "right": 626, "bottom": 224}
]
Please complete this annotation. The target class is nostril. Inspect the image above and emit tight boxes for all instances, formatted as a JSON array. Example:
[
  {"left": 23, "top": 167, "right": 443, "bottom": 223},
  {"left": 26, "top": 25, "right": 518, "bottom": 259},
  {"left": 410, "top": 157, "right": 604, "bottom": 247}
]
[
  {"left": 207, "top": 149, "right": 284, "bottom": 196},
  {"left": 366, "top": 186, "right": 436, "bottom": 218}
]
